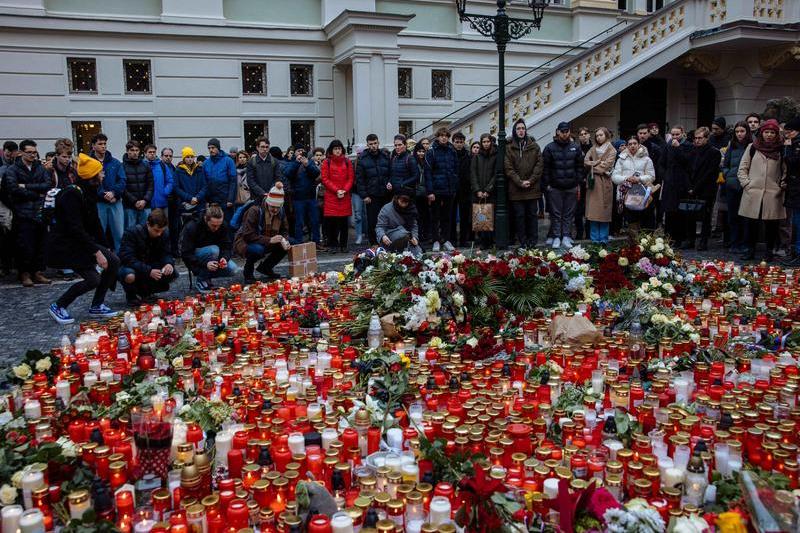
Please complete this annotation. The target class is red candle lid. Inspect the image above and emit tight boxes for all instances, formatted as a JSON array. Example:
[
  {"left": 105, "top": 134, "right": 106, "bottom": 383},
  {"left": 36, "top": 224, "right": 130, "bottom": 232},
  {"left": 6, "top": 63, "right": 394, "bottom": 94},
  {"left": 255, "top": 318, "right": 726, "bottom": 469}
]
[{"left": 508, "top": 423, "right": 531, "bottom": 438}]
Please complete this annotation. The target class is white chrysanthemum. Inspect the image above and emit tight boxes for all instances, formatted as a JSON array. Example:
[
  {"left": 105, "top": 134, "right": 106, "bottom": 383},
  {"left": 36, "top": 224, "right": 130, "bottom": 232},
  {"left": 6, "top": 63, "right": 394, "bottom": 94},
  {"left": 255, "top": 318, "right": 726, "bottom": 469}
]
[{"left": 452, "top": 292, "right": 464, "bottom": 308}]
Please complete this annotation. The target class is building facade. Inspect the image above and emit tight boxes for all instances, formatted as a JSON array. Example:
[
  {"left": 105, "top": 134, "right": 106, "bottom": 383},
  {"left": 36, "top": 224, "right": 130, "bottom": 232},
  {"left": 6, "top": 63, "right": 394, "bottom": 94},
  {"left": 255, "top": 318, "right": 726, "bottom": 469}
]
[{"left": 0, "top": 0, "right": 638, "bottom": 154}]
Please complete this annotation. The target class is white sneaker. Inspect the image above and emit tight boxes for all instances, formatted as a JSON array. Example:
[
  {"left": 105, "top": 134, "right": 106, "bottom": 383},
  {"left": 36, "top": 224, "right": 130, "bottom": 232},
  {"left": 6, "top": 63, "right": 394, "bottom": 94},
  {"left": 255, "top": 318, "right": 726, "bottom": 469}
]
[
  {"left": 545, "top": 238, "right": 553, "bottom": 246},
  {"left": 562, "top": 237, "right": 573, "bottom": 248},
  {"left": 443, "top": 241, "right": 455, "bottom": 252},
  {"left": 552, "top": 238, "right": 561, "bottom": 248},
  {"left": 355, "top": 234, "right": 363, "bottom": 245},
  {"left": 432, "top": 241, "right": 441, "bottom": 252}
]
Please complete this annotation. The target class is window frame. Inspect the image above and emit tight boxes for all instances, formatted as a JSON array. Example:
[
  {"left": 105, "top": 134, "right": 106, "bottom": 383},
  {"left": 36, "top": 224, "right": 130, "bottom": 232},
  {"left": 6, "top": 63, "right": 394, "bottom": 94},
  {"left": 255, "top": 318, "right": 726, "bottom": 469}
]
[
  {"left": 243, "top": 120, "right": 270, "bottom": 153},
  {"left": 126, "top": 120, "right": 156, "bottom": 147},
  {"left": 241, "top": 62, "right": 268, "bottom": 96},
  {"left": 290, "top": 120, "right": 316, "bottom": 150},
  {"left": 289, "top": 64, "right": 314, "bottom": 97},
  {"left": 431, "top": 69, "right": 453, "bottom": 101},
  {"left": 71, "top": 121, "right": 103, "bottom": 154},
  {"left": 67, "top": 57, "right": 98, "bottom": 94},
  {"left": 123, "top": 59, "right": 152, "bottom": 95}
]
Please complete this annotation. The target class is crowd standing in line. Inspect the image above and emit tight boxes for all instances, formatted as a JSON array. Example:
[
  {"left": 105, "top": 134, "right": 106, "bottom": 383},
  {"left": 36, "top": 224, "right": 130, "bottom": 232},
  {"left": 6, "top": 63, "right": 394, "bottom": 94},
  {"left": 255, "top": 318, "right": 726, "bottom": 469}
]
[{"left": 1, "top": 110, "right": 799, "bottom": 324}]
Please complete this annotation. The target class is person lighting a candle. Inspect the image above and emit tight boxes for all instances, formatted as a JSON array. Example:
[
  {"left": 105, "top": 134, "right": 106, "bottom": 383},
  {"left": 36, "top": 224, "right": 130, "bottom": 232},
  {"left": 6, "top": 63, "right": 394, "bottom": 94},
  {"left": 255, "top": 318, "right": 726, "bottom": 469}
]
[{"left": 232, "top": 184, "right": 290, "bottom": 284}]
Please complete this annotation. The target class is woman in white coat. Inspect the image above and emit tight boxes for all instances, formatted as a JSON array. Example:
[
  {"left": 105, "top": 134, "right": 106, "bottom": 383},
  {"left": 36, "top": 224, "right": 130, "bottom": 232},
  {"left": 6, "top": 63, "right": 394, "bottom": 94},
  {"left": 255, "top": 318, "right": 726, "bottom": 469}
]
[{"left": 612, "top": 136, "right": 656, "bottom": 229}]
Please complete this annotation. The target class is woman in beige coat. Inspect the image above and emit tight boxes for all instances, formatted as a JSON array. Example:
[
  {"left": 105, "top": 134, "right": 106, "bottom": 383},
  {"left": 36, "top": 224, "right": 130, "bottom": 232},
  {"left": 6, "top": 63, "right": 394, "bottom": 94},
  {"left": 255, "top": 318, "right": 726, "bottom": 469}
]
[
  {"left": 737, "top": 119, "right": 786, "bottom": 261},
  {"left": 584, "top": 127, "right": 616, "bottom": 243}
]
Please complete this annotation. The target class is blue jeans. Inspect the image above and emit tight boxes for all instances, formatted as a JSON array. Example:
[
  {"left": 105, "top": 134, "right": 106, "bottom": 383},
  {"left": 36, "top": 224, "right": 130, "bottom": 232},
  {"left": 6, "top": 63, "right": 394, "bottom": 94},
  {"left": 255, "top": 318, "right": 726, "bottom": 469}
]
[
  {"left": 351, "top": 193, "right": 367, "bottom": 237},
  {"left": 124, "top": 207, "right": 151, "bottom": 230},
  {"left": 97, "top": 201, "right": 124, "bottom": 251},
  {"left": 293, "top": 199, "right": 320, "bottom": 243},
  {"left": 590, "top": 221, "right": 610, "bottom": 243},
  {"left": 192, "top": 245, "right": 238, "bottom": 281}
]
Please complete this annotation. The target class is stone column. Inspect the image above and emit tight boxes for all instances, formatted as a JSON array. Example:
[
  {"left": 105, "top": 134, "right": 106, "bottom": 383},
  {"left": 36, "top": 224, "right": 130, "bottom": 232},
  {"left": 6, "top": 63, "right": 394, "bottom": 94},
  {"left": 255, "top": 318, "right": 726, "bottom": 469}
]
[
  {"left": 351, "top": 56, "right": 373, "bottom": 144},
  {"left": 383, "top": 55, "right": 400, "bottom": 144}
]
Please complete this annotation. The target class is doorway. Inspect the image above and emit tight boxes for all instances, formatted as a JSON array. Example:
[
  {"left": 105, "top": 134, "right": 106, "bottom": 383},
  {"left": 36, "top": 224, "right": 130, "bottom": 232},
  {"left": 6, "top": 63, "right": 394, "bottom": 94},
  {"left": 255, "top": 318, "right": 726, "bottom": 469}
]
[
  {"left": 619, "top": 78, "right": 667, "bottom": 140},
  {"left": 697, "top": 79, "right": 716, "bottom": 129}
]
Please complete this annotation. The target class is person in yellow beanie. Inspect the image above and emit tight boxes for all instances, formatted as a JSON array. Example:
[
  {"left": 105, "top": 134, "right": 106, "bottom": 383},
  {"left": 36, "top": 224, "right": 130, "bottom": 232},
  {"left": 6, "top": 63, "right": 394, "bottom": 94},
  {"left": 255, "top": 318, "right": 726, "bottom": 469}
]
[
  {"left": 45, "top": 153, "right": 120, "bottom": 324},
  {"left": 174, "top": 146, "right": 208, "bottom": 217}
]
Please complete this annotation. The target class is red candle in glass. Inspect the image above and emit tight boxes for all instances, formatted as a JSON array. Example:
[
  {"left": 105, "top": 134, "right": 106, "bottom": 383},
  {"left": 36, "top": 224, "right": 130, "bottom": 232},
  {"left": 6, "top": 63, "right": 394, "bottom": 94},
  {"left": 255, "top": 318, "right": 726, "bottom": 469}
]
[
  {"left": 227, "top": 449, "right": 243, "bottom": 479},
  {"left": 226, "top": 499, "right": 249, "bottom": 531},
  {"left": 68, "top": 420, "right": 86, "bottom": 443},
  {"left": 367, "top": 427, "right": 381, "bottom": 455},
  {"left": 341, "top": 428, "right": 358, "bottom": 453},
  {"left": 115, "top": 490, "right": 134, "bottom": 517},
  {"left": 272, "top": 445, "right": 292, "bottom": 472},
  {"left": 307, "top": 515, "right": 332, "bottom": 533}
]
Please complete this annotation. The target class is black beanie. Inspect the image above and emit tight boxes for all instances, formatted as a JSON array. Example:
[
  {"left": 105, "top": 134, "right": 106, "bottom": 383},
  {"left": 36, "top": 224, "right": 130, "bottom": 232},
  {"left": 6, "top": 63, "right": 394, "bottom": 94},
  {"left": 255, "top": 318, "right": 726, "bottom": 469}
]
[
  {"left": 207, "top": 138, "right": 221, "bottom": 150},
  {"left": 785, "top": 116, "right": 800, "bottom": 132},
  {"left": 712, "top": 116, "right": 727, "bottom": 129}
]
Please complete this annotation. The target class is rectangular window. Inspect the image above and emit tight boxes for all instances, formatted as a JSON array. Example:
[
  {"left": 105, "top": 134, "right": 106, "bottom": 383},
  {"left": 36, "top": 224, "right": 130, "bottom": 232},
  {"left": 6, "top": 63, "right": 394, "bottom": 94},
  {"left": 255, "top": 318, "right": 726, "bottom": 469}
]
[
  {"left": 431, "top": 70, "right": 452, "bottom": 100},
  {"left": 242, "top": 63, "right": 267, "bottom": 95},
  {"left": 123, "top": 59, "right": 152, "bottom": 94},
  {"left": 71, "top": 121, "right": 102, "bottom": 154},
  {"left": 67, "top": 58, "right": 97, "bottom": 93},
  {"left": 290, "top": 64, "right": 314, "bottom": 96},
  {"left": 244, "top": 120, "right": 269, "bottom": 153},
  {"left": 290, "top": 120, "right": 315, "bottom": 151},
  {"left": 127, "top": 121, "right": 155, "bottom": 147},
  {"left": 398, "top": 68, "right": 413, "bottom": 99},
  {"left": 398, "top": 121, "right": 413, "bottom": 138}
]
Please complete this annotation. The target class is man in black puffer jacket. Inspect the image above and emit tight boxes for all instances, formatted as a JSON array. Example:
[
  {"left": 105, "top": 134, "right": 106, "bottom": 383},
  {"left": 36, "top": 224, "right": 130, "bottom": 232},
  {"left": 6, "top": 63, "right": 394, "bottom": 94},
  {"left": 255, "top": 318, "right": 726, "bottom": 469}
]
[
  {"left": 121, "top": 140, "right": 154, "bottom": 230},
  {"left": 542, "top": 122, "right": 584, "bottom": 249},
  {"left": 3, "top": 139, "right": 52, "bottom": 287},
  {"left": 356, "top": 133, "right": 391, "bottom": 245}
]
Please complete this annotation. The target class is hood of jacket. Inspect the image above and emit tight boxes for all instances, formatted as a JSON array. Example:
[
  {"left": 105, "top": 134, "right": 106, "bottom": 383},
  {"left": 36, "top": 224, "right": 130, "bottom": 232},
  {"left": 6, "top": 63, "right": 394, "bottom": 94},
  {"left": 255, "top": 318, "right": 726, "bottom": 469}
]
[
  {"left": 619, "top": 146, "right": 649, "bottom": 161},
  {"left": 178, "top": 162, "right": 200, "bottom": 175}
]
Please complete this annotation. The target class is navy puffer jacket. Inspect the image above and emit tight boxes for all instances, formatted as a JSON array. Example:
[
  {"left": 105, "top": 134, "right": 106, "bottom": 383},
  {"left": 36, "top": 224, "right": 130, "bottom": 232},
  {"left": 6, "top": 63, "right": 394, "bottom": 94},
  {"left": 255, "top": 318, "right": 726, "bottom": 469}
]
[
  {"left": 424, "top": 140, "right": 459, "bottom": 196},
  {"left": 356, "top": 149, "right": 391, "bottom": 199},
  {"left": 121, "top": 154, "right": 154, "bottom": 208},
  {"left": 389, "top": 150, "right": 419, "bottom": 191},
  {"left": 542, "top": 138, "right": 584, "bottom": 190}
]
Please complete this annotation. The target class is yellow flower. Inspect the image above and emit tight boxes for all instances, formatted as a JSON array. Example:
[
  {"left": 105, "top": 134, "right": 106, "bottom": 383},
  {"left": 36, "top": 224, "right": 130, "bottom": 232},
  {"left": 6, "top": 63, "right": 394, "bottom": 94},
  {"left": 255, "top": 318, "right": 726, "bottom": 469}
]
[
  {"left": 337, "top": 272, "right": 345, "bottom": 282},
  {"left": 717, "top": 512, "right": 746, "bottom": 533},
  {"left": 0, "top": 484, "right": 17, "bottom": 505},
  {"left": 35, "top": 358, "right": 52, "bottom": 373},
  {"left": 399, "top": 354, "right": 410, "bottom": 367},
  {"left": 12, "top": 364, "right": 32, "bottom": 380}
]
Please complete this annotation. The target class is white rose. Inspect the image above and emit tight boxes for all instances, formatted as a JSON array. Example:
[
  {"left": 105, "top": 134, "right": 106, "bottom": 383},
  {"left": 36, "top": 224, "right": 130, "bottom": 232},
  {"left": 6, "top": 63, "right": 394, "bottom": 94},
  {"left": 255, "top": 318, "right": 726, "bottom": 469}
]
[
  {"left": 429, "top": 336, "right": 444, "bottom": 349},
  {"left": 649, "top": 245, "right": 658, "bottom": 254},
  {"left": 599, "top": 249, "right": 608, "bottom": 258},
  {"left": 0, "top": 484, "right": 17, "bottom": 505},
  {"left": 618, "top": 257, "right": 629, "bottom": 267},
  {"left": 12, "top": 364, "right": 32, "bottom": 380},
  {"left": 641, "top": 283, "right": 650, "bottom": 292},
  {"left": 35, "top": 358, "right": 52, "bottom": 373},
  {"left": 546, "top": 251, "right": 557, "bottom": 261},
  {"left": 172, "top": 356, "right": 184, "bottom": 369},
  {"left": 10, "top": 471, "right": 24, "bottom": 489}
]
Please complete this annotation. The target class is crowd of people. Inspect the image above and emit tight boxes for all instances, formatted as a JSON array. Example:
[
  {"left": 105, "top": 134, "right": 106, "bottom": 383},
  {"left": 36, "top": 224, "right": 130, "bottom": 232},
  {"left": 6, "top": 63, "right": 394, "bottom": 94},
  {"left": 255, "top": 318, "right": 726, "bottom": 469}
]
[{"left": 1, "top": 109, "right": 799, "bottom": 324}]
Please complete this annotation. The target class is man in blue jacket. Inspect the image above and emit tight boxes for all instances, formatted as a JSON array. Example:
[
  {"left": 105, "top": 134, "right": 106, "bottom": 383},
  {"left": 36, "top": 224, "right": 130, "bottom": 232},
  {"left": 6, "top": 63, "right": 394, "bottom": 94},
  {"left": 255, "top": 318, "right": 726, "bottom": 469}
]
[
  {"left": 144, "top": 144, "right": 174, "bottom": 214},
  {"left": 424, "top": 127, "right": 459, "bottom": 252},
  {"left": 203, "top": 138, "right": 236, "bottom": 220},
  {"left": 90, "top": 133, "right": 126, "bottom": 251},
  {"left": 283, "top": 146, "right": 321, "bottom": 244}
]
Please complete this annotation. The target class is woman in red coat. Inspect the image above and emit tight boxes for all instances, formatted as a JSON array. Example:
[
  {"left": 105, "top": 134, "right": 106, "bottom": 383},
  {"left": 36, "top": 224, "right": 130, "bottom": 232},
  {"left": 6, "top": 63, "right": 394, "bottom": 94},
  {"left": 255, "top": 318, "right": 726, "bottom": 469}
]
[{"left": 321, "top": 139, "right": 354, "bottom": 252}]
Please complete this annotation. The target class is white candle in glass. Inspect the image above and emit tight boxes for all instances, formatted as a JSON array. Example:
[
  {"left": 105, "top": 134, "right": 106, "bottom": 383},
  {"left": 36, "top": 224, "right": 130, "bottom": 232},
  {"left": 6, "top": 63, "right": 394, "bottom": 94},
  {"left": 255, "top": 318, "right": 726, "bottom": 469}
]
[
  {"left": 591, "top": 370, "right": 604, "bottom": 395},
  {"left": 18, "top": 509, "right": 43, "bottom": 533},
  {"left": 674, "top": 377, "right": 690, "bottom": 403},
  {"left": 714, "top": 443, "right": 730, "bottom": 477},
  {"left": 428, "top": 496, "right": 451, "bottom": 526},
  {"left": 673, "top": 444, "right": 691, "bottom": 471},
  {"left": 288, "top": 432, "right": 306, "bottom": 455},
  {"left": 55, "top": 380, "right": 71, "bottom": 405},
  {"left": 133, "top": 519, "right": 156, "bottom": 533},
  {"left": 406, "top": 519, "right": 424, "bottom": 533},
  {"left": 99, "top": 369, "right": 114, "bottom": 383},
  {"left": 2, "top": 505, "right": 23, "bottom": 533},
  {"left": 24, "top": 400, "right": 41, "bottom": 420},
  {"left": 307, "top": 403, "right": 322, "bottom": 421},
  {"left": 214, "top": 430, "right": 233, "bottom": 468},
  {"left": 657, "top": 457, "right": 674, "bottom": 480},
  {"left": 330, "top": 512, "right": 354, "bottom": 533},
  {"left": 20, "top": 472, "right": 43, "bottom": 509},
  {"left": 321, "top": 428, "right": 338, "bottom": 451},
  {"left": 83, "top": 372, "right": 98, "bottom": 389},
  {"left": 88, "top": 359, "right": 101, "bottom": 375},
  {"left": 543, "top": 478, "right": 560, "bottom": 499},
  {"left": 663, "top": 467, "right": 684, "bottom": 488},
  {"left": 385, "top": 454, "right": 402, "bottom": 473},
  {"left": 386, "top": 428, "right": 403, "bottom": 451}
]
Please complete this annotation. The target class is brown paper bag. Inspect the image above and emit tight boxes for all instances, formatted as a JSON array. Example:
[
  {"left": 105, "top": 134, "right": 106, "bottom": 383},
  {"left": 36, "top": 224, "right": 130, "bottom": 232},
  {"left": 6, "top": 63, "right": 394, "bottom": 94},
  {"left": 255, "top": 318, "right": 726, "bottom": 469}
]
[
  {"left": 548, "top": 314, "right": 602, "bottom": 346},
  {"left": 472, "top": 203, "right": 494, "bottom": 232}
]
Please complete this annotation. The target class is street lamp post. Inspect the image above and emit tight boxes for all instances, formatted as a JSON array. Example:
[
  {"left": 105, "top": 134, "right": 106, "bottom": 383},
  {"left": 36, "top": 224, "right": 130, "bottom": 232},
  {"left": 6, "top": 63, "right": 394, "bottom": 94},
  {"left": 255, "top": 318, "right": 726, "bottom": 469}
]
[{"left": 455, "top": 0, "right": 548, "bottom": 249}]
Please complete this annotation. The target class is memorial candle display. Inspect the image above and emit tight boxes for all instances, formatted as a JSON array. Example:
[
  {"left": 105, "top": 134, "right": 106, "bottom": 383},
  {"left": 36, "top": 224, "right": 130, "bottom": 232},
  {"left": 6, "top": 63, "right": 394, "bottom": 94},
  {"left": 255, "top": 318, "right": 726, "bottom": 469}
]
[{"left": 2, "top": 244, "right": 800, "bottom": 531}]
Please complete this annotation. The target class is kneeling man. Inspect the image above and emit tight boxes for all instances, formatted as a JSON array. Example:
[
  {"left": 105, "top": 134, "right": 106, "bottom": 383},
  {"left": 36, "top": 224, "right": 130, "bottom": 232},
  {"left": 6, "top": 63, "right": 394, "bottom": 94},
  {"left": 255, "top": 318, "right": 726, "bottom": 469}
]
[
  {"left": 234, "top": 185, "right": 291, "bottom": 283},
  {"left": 119, "top": 208, "right": 178, "bottom": 305}
]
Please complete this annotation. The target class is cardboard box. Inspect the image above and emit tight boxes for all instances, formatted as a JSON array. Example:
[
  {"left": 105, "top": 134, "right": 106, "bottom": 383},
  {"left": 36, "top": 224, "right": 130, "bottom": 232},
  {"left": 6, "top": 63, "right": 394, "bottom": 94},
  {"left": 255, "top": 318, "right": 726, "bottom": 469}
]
[{"left": 288, "top": 242, "right": 318, "bottom": 278}]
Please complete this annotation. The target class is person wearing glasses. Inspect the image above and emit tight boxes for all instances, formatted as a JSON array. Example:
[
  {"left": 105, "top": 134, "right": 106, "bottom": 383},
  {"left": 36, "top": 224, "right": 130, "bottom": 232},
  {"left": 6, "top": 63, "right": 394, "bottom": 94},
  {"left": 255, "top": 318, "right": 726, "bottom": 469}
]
[{"left": 3, "top": 139, "right": 52, "bottom": 287}]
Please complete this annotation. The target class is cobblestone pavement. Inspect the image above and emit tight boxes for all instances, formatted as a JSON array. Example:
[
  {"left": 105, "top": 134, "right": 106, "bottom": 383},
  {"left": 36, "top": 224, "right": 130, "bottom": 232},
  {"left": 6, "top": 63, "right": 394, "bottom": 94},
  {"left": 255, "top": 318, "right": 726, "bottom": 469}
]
[{"left": 0, "top": 223, "right": 766, "bottom": 367}]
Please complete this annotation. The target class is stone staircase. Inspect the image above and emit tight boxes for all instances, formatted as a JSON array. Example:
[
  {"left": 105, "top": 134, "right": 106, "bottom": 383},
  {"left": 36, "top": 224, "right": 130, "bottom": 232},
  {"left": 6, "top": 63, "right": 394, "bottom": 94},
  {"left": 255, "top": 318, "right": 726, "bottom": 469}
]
[{"left": 451, "top": 0, "right": 797, "bottom": 143}]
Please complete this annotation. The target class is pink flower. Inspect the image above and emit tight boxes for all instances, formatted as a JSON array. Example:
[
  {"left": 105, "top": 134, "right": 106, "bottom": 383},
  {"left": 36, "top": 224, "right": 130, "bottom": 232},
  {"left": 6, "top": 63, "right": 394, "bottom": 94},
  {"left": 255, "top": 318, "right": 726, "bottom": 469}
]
[{"left": 587, "top": 487, "right": 621, "bottom": 522}]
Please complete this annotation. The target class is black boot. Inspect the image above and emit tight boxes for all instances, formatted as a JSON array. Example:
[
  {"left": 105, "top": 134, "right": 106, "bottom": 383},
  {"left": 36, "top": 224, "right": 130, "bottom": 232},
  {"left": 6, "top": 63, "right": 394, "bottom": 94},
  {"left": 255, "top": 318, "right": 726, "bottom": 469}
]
[
  {"left": 243, "top": 259, "right": 256, "bottom": 284},
  {"left": 256, "top": 260, "right": 280, "bottom": 279},
  {"left": 696, "top": 238, "right": 708, "bottom": 251}
]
